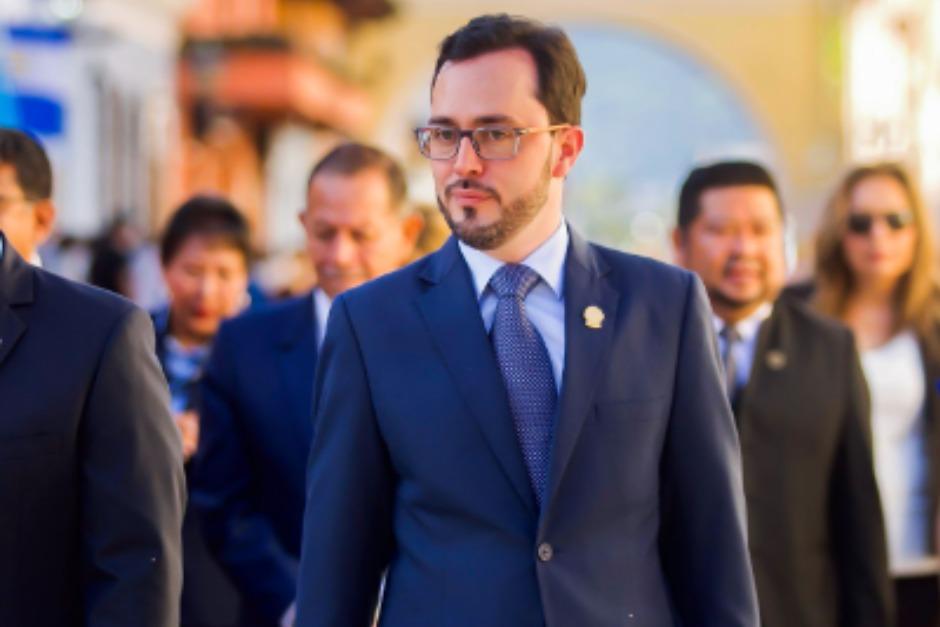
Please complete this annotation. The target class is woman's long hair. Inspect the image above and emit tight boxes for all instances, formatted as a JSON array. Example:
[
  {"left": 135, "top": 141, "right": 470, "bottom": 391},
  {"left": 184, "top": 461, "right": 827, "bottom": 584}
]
[{"left": 814, "top": 163, "right": 939, "bottom": 342}]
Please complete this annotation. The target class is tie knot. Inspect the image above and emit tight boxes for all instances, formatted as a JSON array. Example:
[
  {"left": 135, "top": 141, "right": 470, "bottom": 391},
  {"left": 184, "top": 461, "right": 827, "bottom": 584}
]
[
  {"left": 489, "top": 264, "right": 541, "bottom": 300},
  {"left": 720, "top": 324, "right": 741, "bottom": 344}
]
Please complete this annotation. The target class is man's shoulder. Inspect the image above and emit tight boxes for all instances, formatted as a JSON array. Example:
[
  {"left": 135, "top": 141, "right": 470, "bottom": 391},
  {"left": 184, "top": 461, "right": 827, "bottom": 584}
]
[
  {"left": 33, "top": 265, "right": 138, "bottom": 328},
  {"left": 222, "top": 292, "right": 313, "bottom": 335},
  {"left": 338, "top": 255, "right": 431, "bottom": 309},
  {"left": 586, "top": 241, "right": 694, "bottom": 295}
]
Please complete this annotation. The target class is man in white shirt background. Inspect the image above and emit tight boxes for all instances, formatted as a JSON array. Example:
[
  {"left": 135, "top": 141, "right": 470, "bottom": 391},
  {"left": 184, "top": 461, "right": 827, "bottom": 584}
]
[{"left": 192, "top": 142, "right": 422, "bottom": 627}]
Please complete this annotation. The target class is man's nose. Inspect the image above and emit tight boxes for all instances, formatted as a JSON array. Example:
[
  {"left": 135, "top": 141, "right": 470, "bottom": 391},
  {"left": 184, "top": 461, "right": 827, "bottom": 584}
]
[
  {"left": 730, "top": 233, "right": 760, "bottom": 255},
  {"left": 453, "top": 136, "right": 484, "bottom": 177},
  {"left": 327, "top": 232, "right": 358, "bottom": 266}
]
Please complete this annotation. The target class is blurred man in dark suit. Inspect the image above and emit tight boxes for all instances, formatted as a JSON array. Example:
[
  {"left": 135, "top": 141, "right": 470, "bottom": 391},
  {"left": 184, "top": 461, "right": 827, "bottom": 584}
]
[
  {"left": 0, "top": 129, "right": 185, "bottom": 626},
  {"left": 192, "top": 142, "right": 422, "bottom": 626},
  {"left": 673, "top": 160, "right": 893, "bottom": 627}
]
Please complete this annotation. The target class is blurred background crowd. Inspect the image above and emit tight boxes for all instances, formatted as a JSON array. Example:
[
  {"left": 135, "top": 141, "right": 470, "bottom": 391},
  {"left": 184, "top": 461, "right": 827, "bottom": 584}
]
[{"left": 1, "top": 0, "right": 938, "bottom": 300}]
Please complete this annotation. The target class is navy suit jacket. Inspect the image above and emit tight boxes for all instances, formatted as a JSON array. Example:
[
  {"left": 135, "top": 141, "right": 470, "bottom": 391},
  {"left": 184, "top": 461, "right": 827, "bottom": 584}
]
[
  {"left": 295, "top": 231, "right": 759, "bottom": 627},
  {"left": 192, "top": 294, "right": 318, "bottom": 625}
]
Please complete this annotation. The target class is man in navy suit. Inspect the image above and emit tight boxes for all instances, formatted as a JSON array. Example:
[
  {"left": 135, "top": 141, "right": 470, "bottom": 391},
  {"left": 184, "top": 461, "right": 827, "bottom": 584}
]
[
  {"left": 192, "top": 143, "right": 422, "bottom": 626},
  {"left": 295, "top": 14, "right": 759, "bottom": 627}
]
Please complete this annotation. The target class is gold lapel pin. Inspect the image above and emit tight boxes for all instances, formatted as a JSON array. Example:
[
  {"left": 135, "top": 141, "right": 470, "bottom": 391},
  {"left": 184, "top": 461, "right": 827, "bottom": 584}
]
[
  {"left": 765, "top": 349, "right": 787, "bottom": 370},
  {"left": 583, "top": 305, "right": 605, "bottom": 329}
]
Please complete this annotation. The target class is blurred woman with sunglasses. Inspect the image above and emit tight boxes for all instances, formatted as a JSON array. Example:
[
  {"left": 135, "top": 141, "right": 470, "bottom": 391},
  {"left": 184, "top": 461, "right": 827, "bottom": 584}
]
[{"left": 810, "top": 163, "right": 940, "bottom": 627}]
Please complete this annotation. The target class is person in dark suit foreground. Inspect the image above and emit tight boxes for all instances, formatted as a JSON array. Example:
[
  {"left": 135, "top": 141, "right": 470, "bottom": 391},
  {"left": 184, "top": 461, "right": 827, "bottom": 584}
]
[
  {"left": 192, "top": 142, "right": 422, "bottom": 626},
  {"left": 672, "top": 160, "right": 893, "bottom": 627},
  {"left": 294, "top": 15, "right": 759, "bottom": 627},
  {"left": 0, "top": 129, "right": 185, "bottom": 626}
]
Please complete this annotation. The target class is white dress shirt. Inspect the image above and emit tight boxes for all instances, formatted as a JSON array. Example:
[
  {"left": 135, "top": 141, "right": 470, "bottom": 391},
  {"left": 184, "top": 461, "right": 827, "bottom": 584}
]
[
  {"left": 862, "top": 330, "right": 938, "bottom": 576},
  {"left": 312, "top": 287, "right": 332, "bottom": 349},
  {"left": 712, "top": 302, "right": 773, "bottom": 391},
  {"left": 458, "top": 221, "right": 568, "bottom": 392}
]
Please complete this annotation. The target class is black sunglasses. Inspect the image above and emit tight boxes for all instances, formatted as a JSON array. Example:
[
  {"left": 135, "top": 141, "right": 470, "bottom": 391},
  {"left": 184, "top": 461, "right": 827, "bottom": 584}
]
[{"left": 846, "top": 211, "right": 913, "bottom": 235}]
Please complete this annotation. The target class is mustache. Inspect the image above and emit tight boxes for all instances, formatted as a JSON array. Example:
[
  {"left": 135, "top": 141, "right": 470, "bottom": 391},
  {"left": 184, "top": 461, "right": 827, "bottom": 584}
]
[
  {"left": 444, "top": 179, "right": 501, "bottom": 203},
  {"left": 721, "top": 256, "right": 763, "bottom": 276}
]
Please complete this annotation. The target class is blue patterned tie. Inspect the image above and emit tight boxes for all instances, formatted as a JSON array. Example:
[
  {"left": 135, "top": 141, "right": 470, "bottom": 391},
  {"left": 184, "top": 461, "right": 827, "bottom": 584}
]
[{"left": 489, "top": 263, "right": 557, "bottom": 506}]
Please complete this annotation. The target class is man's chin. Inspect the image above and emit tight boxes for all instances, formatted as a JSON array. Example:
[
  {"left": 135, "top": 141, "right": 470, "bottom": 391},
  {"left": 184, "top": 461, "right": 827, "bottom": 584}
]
[{"left": 709, "top": 285, "right": 769, "bottom": 312}]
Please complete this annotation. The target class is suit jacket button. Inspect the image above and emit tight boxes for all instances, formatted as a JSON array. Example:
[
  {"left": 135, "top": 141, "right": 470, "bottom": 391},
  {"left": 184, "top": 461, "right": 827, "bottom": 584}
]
[{"left": 537, "top": 542, "right": 554, "bottom": 562}]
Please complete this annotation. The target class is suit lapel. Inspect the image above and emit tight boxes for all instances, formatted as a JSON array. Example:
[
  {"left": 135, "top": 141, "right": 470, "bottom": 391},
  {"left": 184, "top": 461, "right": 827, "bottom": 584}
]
[
  {"left": 0, "top": 305, "right": 26, "bottom": 369},
  {"left": 737, "top": 301, "right": 791, "bottom": 426},
  {"left": 416, "top": 238, "right": 538, "bottom": 514},
  {"left": 0, "top": 234, "right": 34, "bottom": 369},
  {"left": 544, "top": 231, "right": 619, "bottom": 512},
  {"left": 276, "top": 295, "right": 319, "bottom": 446}
]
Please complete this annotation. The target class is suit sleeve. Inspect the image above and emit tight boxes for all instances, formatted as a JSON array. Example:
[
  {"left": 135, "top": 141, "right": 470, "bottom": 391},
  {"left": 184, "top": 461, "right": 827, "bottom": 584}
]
[
  {"left": 80, "top": 306, "right": 186, "bottom": 627},
  {"left": 659, "top": 273, "right": 760, "bottom": 627},
  {"left": 192, "top": 322, "right": 298, "bottom": 622},
  {"left": 295, "top": 295, "right": 395, "bottom": 627},
  {"left": 830, "top": 330, "right": 894, "bottom": 627}
]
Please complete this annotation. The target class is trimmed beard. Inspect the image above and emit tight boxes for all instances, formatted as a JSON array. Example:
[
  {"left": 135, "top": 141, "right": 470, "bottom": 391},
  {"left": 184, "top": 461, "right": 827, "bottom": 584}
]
[{"left": 437, "top": 152, "right": 552, "bottom": 251}]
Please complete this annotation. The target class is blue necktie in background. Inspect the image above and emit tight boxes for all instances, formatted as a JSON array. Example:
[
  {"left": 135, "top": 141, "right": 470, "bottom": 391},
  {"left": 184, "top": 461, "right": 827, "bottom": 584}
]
[{"left": 489, "top": 263, "right": 557, "bottom": 506}]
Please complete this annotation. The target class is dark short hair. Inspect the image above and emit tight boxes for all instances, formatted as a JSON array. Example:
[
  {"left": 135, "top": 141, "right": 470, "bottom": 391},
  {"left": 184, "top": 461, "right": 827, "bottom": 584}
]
[
  {"left": 307, "top": 142, "right": 408, "bottom": 213},
  {"left": 431, "top": 14, "right": 587, "bottom": 125},
  {"left": 0, "top": 128, "right": 53, "bottom": 200},
  {"left": 160, "top": 195, "right": 251, "bottom": 266},
  {"left": 677, "top": 160, "right": 782, "bottom": 230}
]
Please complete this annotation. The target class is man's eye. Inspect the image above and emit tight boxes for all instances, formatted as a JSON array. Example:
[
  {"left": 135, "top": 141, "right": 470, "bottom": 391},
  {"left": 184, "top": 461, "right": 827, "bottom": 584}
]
[
  {"left": 482, "top": 128, "right": 510, "bottom": 142},
  {"left": 704, "top": 224, "right": 729, "bottom": 235},
  {"left": 434, "top": 128, "right": 458, "bottom": 142}
]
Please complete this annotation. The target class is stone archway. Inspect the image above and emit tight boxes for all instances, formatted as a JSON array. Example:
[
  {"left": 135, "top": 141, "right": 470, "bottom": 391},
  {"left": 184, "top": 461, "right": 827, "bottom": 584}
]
[{"left": 562, "top": 24, "right": 779, "bottom": 258}]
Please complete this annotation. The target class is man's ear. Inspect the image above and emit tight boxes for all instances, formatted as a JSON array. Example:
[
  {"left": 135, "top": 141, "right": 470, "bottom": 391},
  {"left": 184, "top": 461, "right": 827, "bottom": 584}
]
[
  {"left": 551, "top": 126, "right": 584, "bottom": 179},
  {"left": 33, "top": 199, "right": 56, "bottom": 246},
  {"left": 401, "top": 212, "right": 425, "bottom": 249}
]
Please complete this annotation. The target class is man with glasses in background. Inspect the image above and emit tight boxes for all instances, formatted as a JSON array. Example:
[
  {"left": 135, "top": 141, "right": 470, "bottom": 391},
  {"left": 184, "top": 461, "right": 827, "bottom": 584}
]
[{"left": 294, "top": 14, "right": 758, "bottom": 627}]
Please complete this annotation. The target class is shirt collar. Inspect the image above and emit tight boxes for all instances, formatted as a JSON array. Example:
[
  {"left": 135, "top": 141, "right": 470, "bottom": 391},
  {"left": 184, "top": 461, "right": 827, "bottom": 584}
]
[
  {"left": 312, "top": 287, "right": 332, "bottom": 347},
  {"left": 458, "top": 220, "right": 569, "bottom": 301},
  {"left": 712, "top": 301, "right": 773, "bottom": 342}
]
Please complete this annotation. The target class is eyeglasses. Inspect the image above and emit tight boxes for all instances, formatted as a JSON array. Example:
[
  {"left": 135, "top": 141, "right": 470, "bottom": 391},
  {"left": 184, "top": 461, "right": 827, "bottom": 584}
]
[
  {"left": 846, "top": 211, "right": 913, "bottom": 235},
  {"left": 414, "top": 124, "right": 569, "bottom": 161}
]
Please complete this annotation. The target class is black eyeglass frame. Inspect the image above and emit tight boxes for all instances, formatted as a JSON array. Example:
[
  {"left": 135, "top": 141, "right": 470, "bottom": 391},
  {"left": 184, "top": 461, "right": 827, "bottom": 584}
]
[
  {"left": 413, "top": 124, "right": 570, "bottom": 161},
  {"left": 845, "top": 211, "right": 914, "bottom": 235}
]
